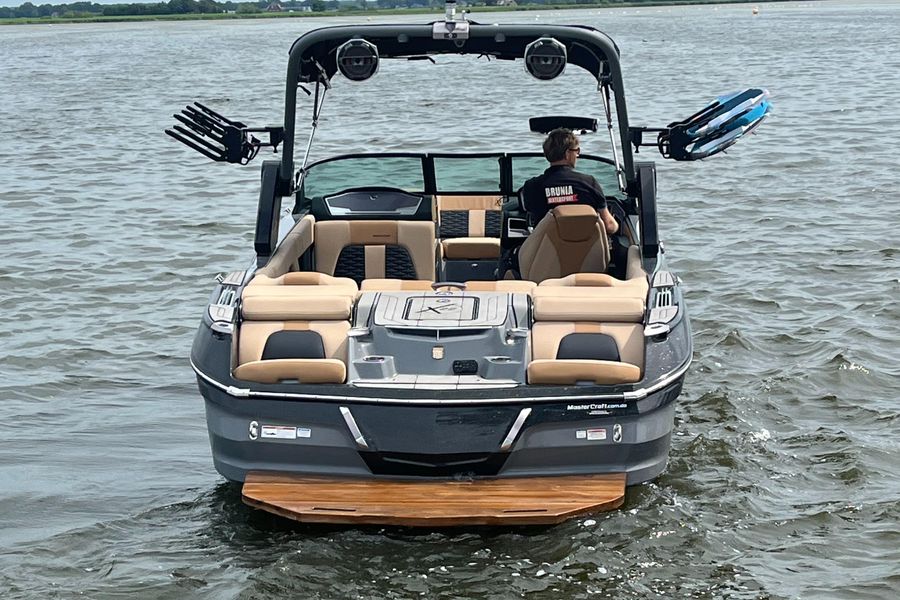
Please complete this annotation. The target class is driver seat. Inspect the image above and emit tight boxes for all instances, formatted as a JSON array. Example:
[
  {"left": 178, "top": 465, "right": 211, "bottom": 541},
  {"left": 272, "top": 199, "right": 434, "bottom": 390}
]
[{"left": 516, "top": 205, "right": 609, "bottom": 283}]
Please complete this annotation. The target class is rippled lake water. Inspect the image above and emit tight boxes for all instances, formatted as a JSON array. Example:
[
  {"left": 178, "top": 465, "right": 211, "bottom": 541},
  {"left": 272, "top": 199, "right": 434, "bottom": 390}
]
[{"left": 1, "top": 1, "right": 899, "bottom": 598}]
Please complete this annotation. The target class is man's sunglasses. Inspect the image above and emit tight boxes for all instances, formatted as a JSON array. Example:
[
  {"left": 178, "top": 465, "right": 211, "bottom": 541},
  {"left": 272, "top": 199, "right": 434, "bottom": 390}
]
[{"left": 568, "top": 147, "right": 581, "bottom": 155}]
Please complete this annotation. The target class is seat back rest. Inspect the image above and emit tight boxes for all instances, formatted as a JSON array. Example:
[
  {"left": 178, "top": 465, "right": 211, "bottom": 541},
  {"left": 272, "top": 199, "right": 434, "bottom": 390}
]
[
  {"left": 464, "top": 280, "right": 537, "bottom": 294},
  {"left": 234, "top": 321, "right": 349, "bottom": 384},
  {"left": 254, "top": 215, "right": 315, "bottom": 278},
  {"left": 531, "top": 322, "right": 643, "bottom": 369},
  {"left": 517, "top": 205, "right": 610, "bottom": 283},
  {"left": 315, "top": 220, "right": 435, "bottom": 284},
  {"left": 437, "top": 196, "right": 503, "bottom": 261},
  {"left": 436, "top": 196, "right": 504, "bottom": 238},
  {"left": 527, "top": 322, "right": 644, "bottom": 385}
]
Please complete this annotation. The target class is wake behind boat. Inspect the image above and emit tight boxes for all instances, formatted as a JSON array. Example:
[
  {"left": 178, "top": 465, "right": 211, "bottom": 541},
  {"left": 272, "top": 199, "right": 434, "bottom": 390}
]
[{"left": 168, "top": 2, "right": 769, "bottom": 526}]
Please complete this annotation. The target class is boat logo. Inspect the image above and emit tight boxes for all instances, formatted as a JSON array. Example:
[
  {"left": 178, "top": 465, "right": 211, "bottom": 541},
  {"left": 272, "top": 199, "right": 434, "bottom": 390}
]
[
  {"left": 248, "top": 420, "right": 259, "bottom": 440},
  {"left": 613, "top": 424, "right": 623, "bottom": 443}
]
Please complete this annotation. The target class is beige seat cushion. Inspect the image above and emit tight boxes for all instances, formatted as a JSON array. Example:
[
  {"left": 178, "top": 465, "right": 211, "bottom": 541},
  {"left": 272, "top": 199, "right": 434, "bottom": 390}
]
[
  {"left": 532, "top": 286, "right": 644, "bottom": 322},
  {"left": 238, "top": 321, "right": 349, "bottom": 363},
  {"left": 527, "top": 360, "right": 641, "bottom": 385},
  {"left": 360, "top": 279, "right": 435, "bottom": 291},
  {"left": 234, "top": 321, "right": 349, "bottom": 384},
  {"left": 517, "top": 205, "right": 610, "bottom": 284},
  {"left": 531, "top": 322, "right": 644, "bottom": 371},
  {"left": 441, "top": 237, "right": 501, "bottom": 260},
  {"left": 233, "top": 359, "right": 346, "bottom": 384},
  {"left": 464, "top": 280, "right": 537, "bottom": 294},
  {"left": 242, "top": 271, "right": 358, "bottom": 320},
  {"left": 314, "top": 220, "right": 436, "bottom": 281},
  {"left": 248, "top": 272, "right": 358, "bottom": 290},
  {"left": 254, "top": 215, "right": 316, "bottom": 278},
  {"left": 241, "top": 294, "right": 354, "bottom": 321}
]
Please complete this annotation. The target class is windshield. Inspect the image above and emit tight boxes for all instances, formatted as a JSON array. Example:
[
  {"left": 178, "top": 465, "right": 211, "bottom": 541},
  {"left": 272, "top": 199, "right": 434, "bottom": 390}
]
[
  {"left": 511, "top": 156, "right": 620, "bottom": 195},
  {"left": 300, "top": 153, "right": 620, "bottom": 203},
  {"left": 302, "top": 156, "right": 426, "bottom": 198}
]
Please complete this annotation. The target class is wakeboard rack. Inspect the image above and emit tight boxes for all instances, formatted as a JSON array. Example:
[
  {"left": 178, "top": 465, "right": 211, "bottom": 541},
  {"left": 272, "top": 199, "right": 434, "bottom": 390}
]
[{"left": 165, "top": 102, "right": 284, "bottom": 165}]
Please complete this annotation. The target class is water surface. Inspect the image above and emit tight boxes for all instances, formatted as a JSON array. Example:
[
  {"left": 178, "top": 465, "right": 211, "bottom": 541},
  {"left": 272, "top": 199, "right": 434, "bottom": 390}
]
[{"left": 1, "top": 1, "right": 899, "bottom": 598}]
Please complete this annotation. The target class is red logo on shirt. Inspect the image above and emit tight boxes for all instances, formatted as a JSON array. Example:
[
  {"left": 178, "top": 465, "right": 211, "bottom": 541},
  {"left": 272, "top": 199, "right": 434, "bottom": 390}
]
[{"left": 545, "top": 185, "right": 578, "bottom": 205}]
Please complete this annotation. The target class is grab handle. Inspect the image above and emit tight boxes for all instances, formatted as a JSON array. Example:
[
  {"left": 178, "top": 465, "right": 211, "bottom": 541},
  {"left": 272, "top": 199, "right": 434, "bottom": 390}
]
[{"left": 431, "top": 281, "right": 467, "bottom": 291}]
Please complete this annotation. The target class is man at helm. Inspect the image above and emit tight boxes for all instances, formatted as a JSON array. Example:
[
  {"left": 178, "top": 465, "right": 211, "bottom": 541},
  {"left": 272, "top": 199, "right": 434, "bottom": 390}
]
[{"left": 521, "top": 128, "right": 619, "bottom": 234}]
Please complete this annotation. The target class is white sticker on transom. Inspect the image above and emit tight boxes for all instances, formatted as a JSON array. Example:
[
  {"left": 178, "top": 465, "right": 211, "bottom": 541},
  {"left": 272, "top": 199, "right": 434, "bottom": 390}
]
[
  {"left": 586, "top": 428, "right": 607, "bottom": 441},
  {"left": 260, "top": 425, "right": 297, "bottom": 440}
]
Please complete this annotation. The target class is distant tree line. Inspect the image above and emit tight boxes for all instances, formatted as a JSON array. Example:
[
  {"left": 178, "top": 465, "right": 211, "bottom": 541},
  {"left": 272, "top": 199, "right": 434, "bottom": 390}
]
[{"left": 0, "top": 0, "right": 759, "bottom": 19}]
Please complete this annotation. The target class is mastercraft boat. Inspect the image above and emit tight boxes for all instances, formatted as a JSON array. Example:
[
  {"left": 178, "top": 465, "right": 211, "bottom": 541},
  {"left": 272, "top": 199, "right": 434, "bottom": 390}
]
[{"left": 168, "top": 3, "right": 769, "bottom": 526}]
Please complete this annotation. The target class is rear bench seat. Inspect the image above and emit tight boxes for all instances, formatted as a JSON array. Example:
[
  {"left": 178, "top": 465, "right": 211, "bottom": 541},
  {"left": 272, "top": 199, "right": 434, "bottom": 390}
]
[
  {"left": 527, "top": 246, "right": 649, "bottom": 385},
  {"left": 234, "top": 272, "right": 357, "bottom": 384}
]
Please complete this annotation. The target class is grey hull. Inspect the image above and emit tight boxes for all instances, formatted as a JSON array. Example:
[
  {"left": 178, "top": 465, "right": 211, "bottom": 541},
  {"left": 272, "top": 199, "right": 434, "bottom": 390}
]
[{"left": 198, "top": 376, "right": 681, "bottom": 487}]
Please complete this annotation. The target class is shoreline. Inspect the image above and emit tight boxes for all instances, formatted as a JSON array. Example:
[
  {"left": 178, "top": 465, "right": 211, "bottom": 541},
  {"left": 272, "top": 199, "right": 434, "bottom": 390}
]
[{"left": 1, "top": 1, "right": 799, "bottom": 26}]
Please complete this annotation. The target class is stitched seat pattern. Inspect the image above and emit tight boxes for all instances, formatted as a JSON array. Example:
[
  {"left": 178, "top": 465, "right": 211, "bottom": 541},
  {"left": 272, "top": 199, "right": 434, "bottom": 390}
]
[
  {"left": 483, "top": 211, "right": 502, "bottom": 237},
  {"left": 440, "top": 211, "right": 470, "bottom": 238},
  {"left": 334, "top": 244, "right": 417, "bottom": 284},
  {"left": 384, "top": 246, "right": 418, "bottom": 280},
  {"left": 439, "top": 210, "right": 503, "bottom": 239},
  {"left": 334, "top": 246, "right": 366, "bottom": 284}
]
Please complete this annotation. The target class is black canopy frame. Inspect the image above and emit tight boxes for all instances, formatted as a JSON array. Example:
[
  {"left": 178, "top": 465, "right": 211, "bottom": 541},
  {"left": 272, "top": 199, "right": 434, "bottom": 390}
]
[{"left": 280, "top": 23, "right": 636, "bottom": 191}]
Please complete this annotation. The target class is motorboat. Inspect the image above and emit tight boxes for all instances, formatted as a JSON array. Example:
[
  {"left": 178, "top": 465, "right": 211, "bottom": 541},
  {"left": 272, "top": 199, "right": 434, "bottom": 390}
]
[{"left": 168, "top": 2, "right": 769, "bottom": 526}]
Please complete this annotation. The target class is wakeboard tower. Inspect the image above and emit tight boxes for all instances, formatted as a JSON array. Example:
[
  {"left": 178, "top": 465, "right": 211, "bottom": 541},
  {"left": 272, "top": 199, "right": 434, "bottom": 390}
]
[{"left": 167, "top": 1, "right": 770, "bottom": 527}]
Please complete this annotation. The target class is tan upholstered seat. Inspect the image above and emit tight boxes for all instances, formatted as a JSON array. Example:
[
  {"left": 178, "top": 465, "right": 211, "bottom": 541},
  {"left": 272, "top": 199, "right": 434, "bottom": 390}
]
[
  {"left": 527, "top": 322, "right": 643, "bottom": 385},
  {"left": 254, "top": 215, "right": 316, "bottom": 278},
  {"left": 464, "top": 280, "right": 537, "bottom": 294},
  {"left": 234, "top": 321, "right": 349, "bottom": 384},
  {"left": 237, "top": 271, "right": 355, "bottom": 383},
  {"left": 442, "top": 237, "right": 501, "bottom": 260},
  {"left": 241, "top": 272, "right": 358, "bottom": 321},
  {"left": 247, "top": 272, "right": 357, "bottom": 288},
  {"left": 360, "top": 279, "right": 435, "bottom": 291},
  {"left": 533, "top": 246, "right": 649, "bottom": 322},
  {"left": 517, "top": 205, "right": 610, "bottom": 284},
  {"left": 314, "top": 220, "right": 436, "bottom": 284},
  {"left": 436, "top": 196, "right": 503, "bottom": 260},
  {"left": 539, "top": 246, "right": 649, "bottom": 296}
]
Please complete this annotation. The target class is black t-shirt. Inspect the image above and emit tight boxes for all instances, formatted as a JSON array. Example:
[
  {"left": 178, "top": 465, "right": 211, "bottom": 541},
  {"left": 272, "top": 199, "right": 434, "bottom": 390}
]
[{"left": 521, "top": 165, "right": 606, "bottom": 223}]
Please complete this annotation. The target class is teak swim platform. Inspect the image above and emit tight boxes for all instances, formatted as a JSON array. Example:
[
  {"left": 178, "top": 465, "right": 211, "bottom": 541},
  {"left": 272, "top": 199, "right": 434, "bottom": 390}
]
[
  {"left": 242, "top": 472, "right": 626, "bottom": 526},
  {"left": 169, "top": 1, "right": 769, "bottom": 526}
]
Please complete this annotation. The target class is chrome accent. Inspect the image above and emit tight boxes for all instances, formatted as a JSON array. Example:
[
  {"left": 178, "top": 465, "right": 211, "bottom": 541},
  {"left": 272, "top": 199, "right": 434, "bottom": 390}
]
[
  {"left": 248, "top": 420, "right": 259, "bottom": 440},
  {"left": 612, "top": 423, "right": 622, "bottom": 443},
  {"left": 208, "top": 304, "right": 235, "bottom": 335},
  {"left": 190, "top": 357, "right": 691, "bottom": 405},
  {"left": 347, "top": 327, "right": 371, "bottom": 338},
  {"left": 600, "top": 81, "right": 626, "bottom": 193},
  {"left": 215, "top": 288, "right": 236, "bottom": 306},
  {"left": 644, "top": 323, "right": 670, "bottom": 338},
  {"left": 506, "top": 327, "right": 529, "bottom": 344},
  {"left": 500, "top": 408, "right": 532, "bottom": 451},
  {"left": 210, "top": 321, "right": 234, "bottom": 335},
  {"left": 340, "top": 406, "right": 369, "bottom": 449},
  {"left": 214, "top": 273, "right": 225, "bottom": 284},
  {"left": 433, "top": 1, "right": 469, "bottom": 40},
  {"left": 622, "top": 356, "right": 692, "bottom": 401},
  {"left": 431, "top": 281, "right": 466, "bottom": 291},
  {"left": 226, "top": 385, "right": 250, "bottom": 398},
  {"left": 654, "top": 288, "right": 673, "bottom": 308}
]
